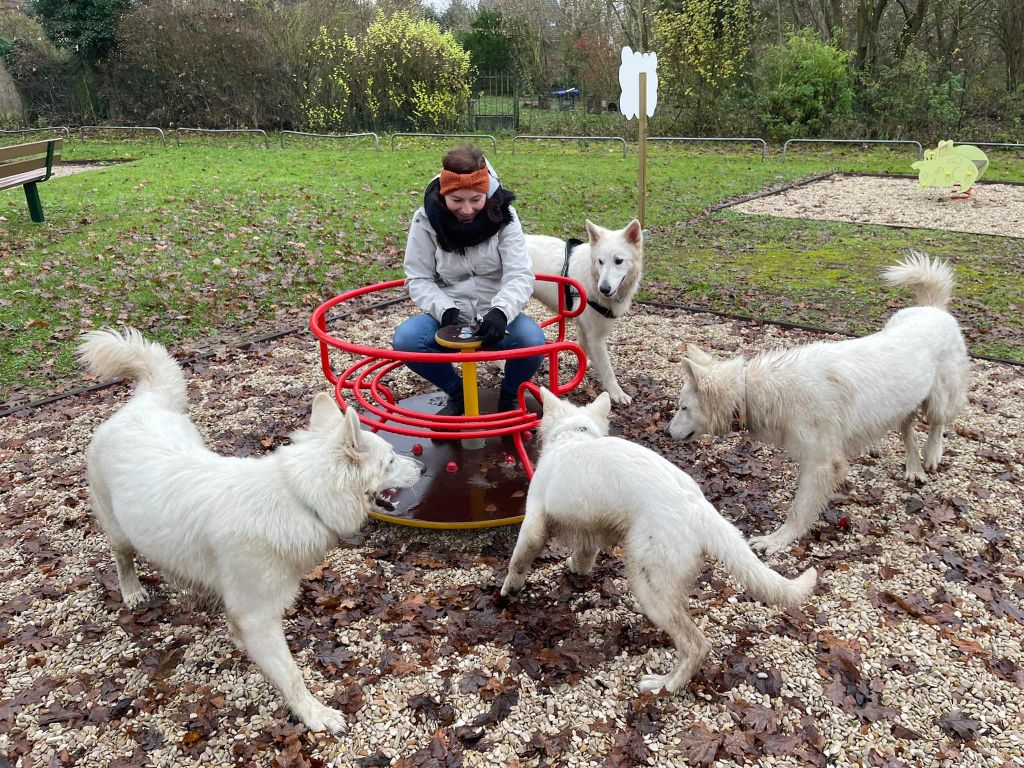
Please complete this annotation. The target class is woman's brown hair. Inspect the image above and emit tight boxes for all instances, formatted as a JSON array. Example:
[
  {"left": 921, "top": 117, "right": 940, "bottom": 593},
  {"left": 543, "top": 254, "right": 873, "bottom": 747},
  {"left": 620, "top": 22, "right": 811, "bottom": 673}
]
[{"left": 438, "top": 145, "right": 503, "bottom": 223}]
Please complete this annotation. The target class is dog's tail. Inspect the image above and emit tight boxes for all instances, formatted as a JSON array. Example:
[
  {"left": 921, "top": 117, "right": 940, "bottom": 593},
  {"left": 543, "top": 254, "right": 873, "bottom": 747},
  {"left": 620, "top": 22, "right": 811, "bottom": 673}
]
[
  {"left": 78, "top": 327, "right": 188, "bottom": 412},
  {"left": 703, "top": 514, "right": 816, "bottom": 609},
  {"left": 882, "top": 250, "right": 955, "bottom": 309}
]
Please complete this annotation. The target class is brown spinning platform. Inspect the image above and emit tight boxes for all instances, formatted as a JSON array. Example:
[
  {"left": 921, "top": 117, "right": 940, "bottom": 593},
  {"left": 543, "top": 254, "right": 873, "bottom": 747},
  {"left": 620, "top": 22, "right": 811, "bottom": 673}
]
[
  {"left": 310, "top": 277, "right": 590, "bottom": 529},
  {"left": 369, "top": 390, "right": 541, "bottom": 528}
]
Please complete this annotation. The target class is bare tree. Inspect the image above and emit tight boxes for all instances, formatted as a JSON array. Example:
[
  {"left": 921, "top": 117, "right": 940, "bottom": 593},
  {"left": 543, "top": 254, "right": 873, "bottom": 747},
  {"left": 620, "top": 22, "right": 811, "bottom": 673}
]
[
  {"left": 855, "top": 0, "right": 889, "bottom": 72},
  {"left": 893, "top": 0, "right": 928, "bottom": 62},
  {"left": 987, "top": 0, "right": 1024, "bottom": 90}
]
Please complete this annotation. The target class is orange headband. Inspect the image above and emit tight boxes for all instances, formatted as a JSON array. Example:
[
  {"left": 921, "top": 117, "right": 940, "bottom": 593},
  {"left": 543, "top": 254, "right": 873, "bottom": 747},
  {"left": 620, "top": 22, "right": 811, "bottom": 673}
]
[{"left": 439, "top": 167, "right": 490, "bottom": 197}]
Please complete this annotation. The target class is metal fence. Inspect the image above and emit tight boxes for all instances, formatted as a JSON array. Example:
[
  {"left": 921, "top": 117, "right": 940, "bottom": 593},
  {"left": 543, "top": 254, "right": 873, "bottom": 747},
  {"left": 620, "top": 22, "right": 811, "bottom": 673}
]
[
  {"left": 176, "top": 128, "right": 269, "bottom": 148},
  {"left": 390, "top": 133, "right": 498, "bottom": 154},
  {"left": 470, "top": 71, "right": 519, "bottom": 134},
  {"left": 782, "top": 138, "right": 923, "bottom": 160},
  {"left": 280, "top": 131, "right": 380, "bottom": 150},
  {"left": 511, "top": 135, "right": 627, "bottom": 158},
  {"left": 79, "top": 125, "right": 166, "bottom": 145},
  {"left": 649, "top": 136, "right": 768, "bottom": 161}
]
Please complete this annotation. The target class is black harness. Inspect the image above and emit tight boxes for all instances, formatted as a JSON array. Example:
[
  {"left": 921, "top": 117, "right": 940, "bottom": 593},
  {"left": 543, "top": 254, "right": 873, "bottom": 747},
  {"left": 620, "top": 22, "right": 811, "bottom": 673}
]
[{"left": 560, "top": 238, "right": 619, "bottom": 319}]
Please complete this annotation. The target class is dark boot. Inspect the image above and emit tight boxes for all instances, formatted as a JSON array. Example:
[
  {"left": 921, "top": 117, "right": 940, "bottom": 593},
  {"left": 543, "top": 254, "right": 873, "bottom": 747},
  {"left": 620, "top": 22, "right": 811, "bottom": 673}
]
[
  {"left": 497, "top": 390, "right": 519, "bottom": 413},
  {"left": 436, "top": 388, "right": 464, "bottom": 417}
]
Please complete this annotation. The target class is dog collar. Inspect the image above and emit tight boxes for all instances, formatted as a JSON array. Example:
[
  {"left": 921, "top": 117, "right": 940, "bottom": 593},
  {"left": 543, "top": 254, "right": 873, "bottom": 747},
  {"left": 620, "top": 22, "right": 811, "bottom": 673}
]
[
  {"left": 730, "top": 365, "right": 749, "bottom": 432},
  {"left": 586, "top": 299, "right": 618, "bottom": 319}
]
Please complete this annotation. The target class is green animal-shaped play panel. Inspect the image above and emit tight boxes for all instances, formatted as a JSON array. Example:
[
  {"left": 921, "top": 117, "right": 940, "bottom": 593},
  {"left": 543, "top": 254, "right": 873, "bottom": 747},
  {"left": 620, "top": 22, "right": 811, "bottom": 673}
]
[{"left": 912, "top": 140, "right": 989, "bottom": 192}]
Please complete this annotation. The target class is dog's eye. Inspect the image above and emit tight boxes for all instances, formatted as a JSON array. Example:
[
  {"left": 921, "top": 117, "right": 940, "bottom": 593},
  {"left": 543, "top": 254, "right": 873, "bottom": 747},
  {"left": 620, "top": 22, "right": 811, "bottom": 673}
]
[
  {"left": 597, "top": 259, "right": 604, "bottom": 265},
  {"left": 615, "top": 258, "right": 623, "bottom": 265}
]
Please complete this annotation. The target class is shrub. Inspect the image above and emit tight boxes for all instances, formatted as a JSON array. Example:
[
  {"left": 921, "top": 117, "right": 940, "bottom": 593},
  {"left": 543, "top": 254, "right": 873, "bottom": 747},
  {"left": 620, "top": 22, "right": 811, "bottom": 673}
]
[
  {"left": 457, "top": 8, "right": 510, "bottom": 73},
  {"left": 997, "top": 84, "right": 1024, "bottom": 135},
  {"left": 752, "top": 29, "right": 854, "bottom": 139},
  {"left": 858, "top": 46, "right": 965, "bottom": 140},
  {"left": 564, "top": 32, "right": 619, "bottom": 102},
  {"left": 0, "top": 11, "right": 81, "bottom": 124},
  {"left": 107, "top": 0, "right": 333, "bottom": 128},
  {"left": 302, "top": 10, "right": 471, "bottom": 132}
]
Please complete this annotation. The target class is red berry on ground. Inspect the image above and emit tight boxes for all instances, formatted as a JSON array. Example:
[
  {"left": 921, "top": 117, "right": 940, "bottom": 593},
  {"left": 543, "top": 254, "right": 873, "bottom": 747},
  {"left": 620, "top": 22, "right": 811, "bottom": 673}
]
[
  {"left": 503, "top": 454, "right": 515, "bottom": 464},
  {"left": 838, "top": 517, "right": 849, "bottom": 528},
  {"left": 446, "top": 461, "right": 458, "bottom": 473}
]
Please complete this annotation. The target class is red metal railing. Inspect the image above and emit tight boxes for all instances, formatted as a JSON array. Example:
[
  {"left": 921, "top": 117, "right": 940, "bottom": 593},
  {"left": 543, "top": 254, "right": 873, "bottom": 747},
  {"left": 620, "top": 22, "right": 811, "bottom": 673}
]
[{"left": 309, "top": 275, "right": 589, "bottom": 477}]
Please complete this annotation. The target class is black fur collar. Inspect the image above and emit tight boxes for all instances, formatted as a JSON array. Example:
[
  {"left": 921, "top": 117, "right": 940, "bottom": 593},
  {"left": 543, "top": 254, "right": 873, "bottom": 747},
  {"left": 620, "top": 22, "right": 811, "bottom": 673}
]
[{"left": 423, "top": 177, "right": 516, "bottom": 254}]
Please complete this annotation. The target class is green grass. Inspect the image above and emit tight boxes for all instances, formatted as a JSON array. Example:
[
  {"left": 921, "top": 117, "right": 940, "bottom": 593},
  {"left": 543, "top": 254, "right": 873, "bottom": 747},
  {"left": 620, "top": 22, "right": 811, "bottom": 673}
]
[{"left": 1, "top": 136, "right": 1022, "bottom": 405}]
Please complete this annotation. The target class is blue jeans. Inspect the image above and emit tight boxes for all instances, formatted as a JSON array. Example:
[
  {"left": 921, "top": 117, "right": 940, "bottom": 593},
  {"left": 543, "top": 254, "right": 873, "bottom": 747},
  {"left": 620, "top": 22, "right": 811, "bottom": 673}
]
[{"left": 393, "top": 312, "right": 546, "bottom": 397}]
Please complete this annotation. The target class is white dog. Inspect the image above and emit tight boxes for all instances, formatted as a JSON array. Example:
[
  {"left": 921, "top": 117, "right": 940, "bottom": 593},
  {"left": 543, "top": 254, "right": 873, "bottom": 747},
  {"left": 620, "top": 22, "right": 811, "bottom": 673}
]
[
  {"left": 502, "top": 389, "right": 816, "bottom": 694},
  {"left": 527, "top": 219, "right": 643, "bottom": 405},
  {"left": 78, "top": 328, "right": 421, "bottom": 733},
  {"left": 667, "top": 252, "right": 969, "bottom": 554}
]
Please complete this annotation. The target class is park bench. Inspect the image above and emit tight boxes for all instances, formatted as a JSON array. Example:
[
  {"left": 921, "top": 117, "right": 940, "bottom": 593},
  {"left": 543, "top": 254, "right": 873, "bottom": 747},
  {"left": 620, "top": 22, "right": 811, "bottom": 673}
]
[{"left": 0, "top": 138, "right": 63, "bottom": 223}]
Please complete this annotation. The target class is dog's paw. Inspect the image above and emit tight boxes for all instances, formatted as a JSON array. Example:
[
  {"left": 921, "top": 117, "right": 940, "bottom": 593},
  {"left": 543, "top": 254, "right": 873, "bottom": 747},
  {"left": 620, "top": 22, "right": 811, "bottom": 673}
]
[
  {"left": 566, "top": 554, "right": 594, "bottom": 576},
  {"left": 121, "top": 587, "right": 150, "bottom": 611},
  {"left": 637, "top": 674, "right": 671, "bottom": 694},
  {"left": 904, "top": 467, "right": 927, "bottom": 484},
  {"left": 749, "top": 534, "right": 792, "bottom": 556},
  {"left": 500, "top": 576, "right": 522, "bottom": 597},
  {"left": 608, "top": 389, "right": 632, "bottom": 406},
  {"left": 298, "top": 702, "right": 347, "bottom": 734},
  {"left": 922, "top": 454, "right": 942, "bottom": 473}
]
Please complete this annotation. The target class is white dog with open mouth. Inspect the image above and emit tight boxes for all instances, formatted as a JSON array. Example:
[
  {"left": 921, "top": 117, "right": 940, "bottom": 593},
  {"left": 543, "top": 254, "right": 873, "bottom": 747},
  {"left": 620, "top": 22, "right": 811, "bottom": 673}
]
[
  {"left": 667, "top": 252, "right": 969, "bottom": 554},
  {"left": 79, "top": 328, "right": 422, "bottom": 733},
  {"left": 527, "top": 219, "right": 643, "bottom": 405},
  {"left": 502, "top": 389, "right": 816, "bottom": 694}
]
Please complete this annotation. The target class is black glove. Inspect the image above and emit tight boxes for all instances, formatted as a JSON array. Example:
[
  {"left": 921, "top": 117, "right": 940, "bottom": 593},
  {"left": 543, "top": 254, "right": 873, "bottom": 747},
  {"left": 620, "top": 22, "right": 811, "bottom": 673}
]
[
  {"left": 477, "top": 308, "right": 508, "bottom": 346},
  {"left": 440, "top": 307, "right": 460, "bottom": 327}
]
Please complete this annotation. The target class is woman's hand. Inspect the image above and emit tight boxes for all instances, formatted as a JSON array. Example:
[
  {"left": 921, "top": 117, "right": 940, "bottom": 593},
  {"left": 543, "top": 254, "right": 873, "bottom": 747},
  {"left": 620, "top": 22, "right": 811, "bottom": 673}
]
[
  {"left": 477, "top": 308, "right": 508, "bottom": 345},
  {"left": 440, "top": 307, "right": 461, "bottom": 327}
]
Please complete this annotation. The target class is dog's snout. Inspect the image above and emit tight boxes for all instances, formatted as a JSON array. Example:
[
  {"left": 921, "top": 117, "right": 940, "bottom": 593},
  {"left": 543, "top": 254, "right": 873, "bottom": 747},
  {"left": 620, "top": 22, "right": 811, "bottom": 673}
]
[{"left": 599, "top": 282, "right": 613, "bottom": 296}]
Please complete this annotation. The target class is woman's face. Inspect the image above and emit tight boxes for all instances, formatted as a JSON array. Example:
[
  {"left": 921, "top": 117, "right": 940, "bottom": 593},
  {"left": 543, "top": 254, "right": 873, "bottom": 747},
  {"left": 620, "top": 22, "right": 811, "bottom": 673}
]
[{"left": 444, "top": 190, "right": 486, "bottom": 223}]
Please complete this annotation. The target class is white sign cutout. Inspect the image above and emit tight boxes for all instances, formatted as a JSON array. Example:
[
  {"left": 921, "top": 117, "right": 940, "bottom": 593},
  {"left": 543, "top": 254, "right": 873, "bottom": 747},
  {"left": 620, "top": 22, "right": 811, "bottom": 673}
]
[{"left": 618, "top": 46, "right": 658, "bottom": 119}]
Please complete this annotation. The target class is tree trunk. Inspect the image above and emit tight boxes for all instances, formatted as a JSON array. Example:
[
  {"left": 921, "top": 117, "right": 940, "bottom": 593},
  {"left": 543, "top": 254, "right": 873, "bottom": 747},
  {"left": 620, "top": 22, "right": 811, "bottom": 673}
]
[
  {"left": 895, "top": 0, "right": 929, "bottom": 63},
  {"left": 855, "top": 0, "right": 890, "bottom": 72},
  {"left": 995, "top": 0, "right": 1024, "bottom": 91}
]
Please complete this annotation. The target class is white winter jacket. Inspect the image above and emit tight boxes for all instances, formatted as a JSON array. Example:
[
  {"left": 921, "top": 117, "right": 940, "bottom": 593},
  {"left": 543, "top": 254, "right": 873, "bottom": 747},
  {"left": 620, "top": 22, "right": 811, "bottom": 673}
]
[{"left": 403, "top": 205, "right": 534, "bottom": 324}]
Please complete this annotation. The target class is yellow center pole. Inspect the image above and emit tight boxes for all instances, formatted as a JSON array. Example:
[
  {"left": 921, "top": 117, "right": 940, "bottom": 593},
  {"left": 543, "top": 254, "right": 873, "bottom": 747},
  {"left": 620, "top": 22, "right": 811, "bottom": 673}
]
[
  {"left": 460, "top": 350, "right": 480, "bottom": 418},
  {"left": 638, "top": 71, "right": 647, "bottom": 230}
]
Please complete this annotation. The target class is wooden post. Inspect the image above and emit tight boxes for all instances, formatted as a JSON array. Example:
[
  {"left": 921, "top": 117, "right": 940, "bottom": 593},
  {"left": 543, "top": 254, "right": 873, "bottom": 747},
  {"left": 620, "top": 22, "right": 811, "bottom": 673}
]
[{"left": 638, "top": 71, "right": 647, "bottom": 230}]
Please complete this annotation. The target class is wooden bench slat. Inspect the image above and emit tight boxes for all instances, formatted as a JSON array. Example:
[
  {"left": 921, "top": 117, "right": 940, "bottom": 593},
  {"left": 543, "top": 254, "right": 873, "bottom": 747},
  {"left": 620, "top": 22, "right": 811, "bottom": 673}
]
[
  {"left": 0, "top": 157, "right": 49, "bottom": 179},
  {"left": 0, "top": 168, "right": 48, "bottom": 192},
  {"left": 0, "top": 138, "right": 63, "bottom": 163},
  {"left": 0, "top": 139, "right": 63, "bottom": 221}
]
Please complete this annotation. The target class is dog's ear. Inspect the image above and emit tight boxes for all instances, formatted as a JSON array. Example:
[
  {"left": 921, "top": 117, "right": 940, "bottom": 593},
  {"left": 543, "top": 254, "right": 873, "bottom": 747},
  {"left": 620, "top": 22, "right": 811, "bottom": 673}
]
[
  {"left": 587, "top": 392, "right": 612, "bottom": 434},
  {"left": 685, "top": 344, "right": 713, "bottom": 365},
  {"left": 310, "top": 393, "right": 342, "bottom": 431},
  {"left": 585, "top": 219, "right": 603, "bottom": 246},
  {"left": 624, "top": 218, "right": 642, "bottom": 245},
  {"left": 680, "top": 358, "right": 708, "bottom": 388},
  {"left": 539, "top": 387, "right": 567, "bottom": 417},
  {"left": 588, "top": 391, "right": 612, "bottom": 420},
  {"left": 339, "top": 405, "right": 366, "bottom": 460}
]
